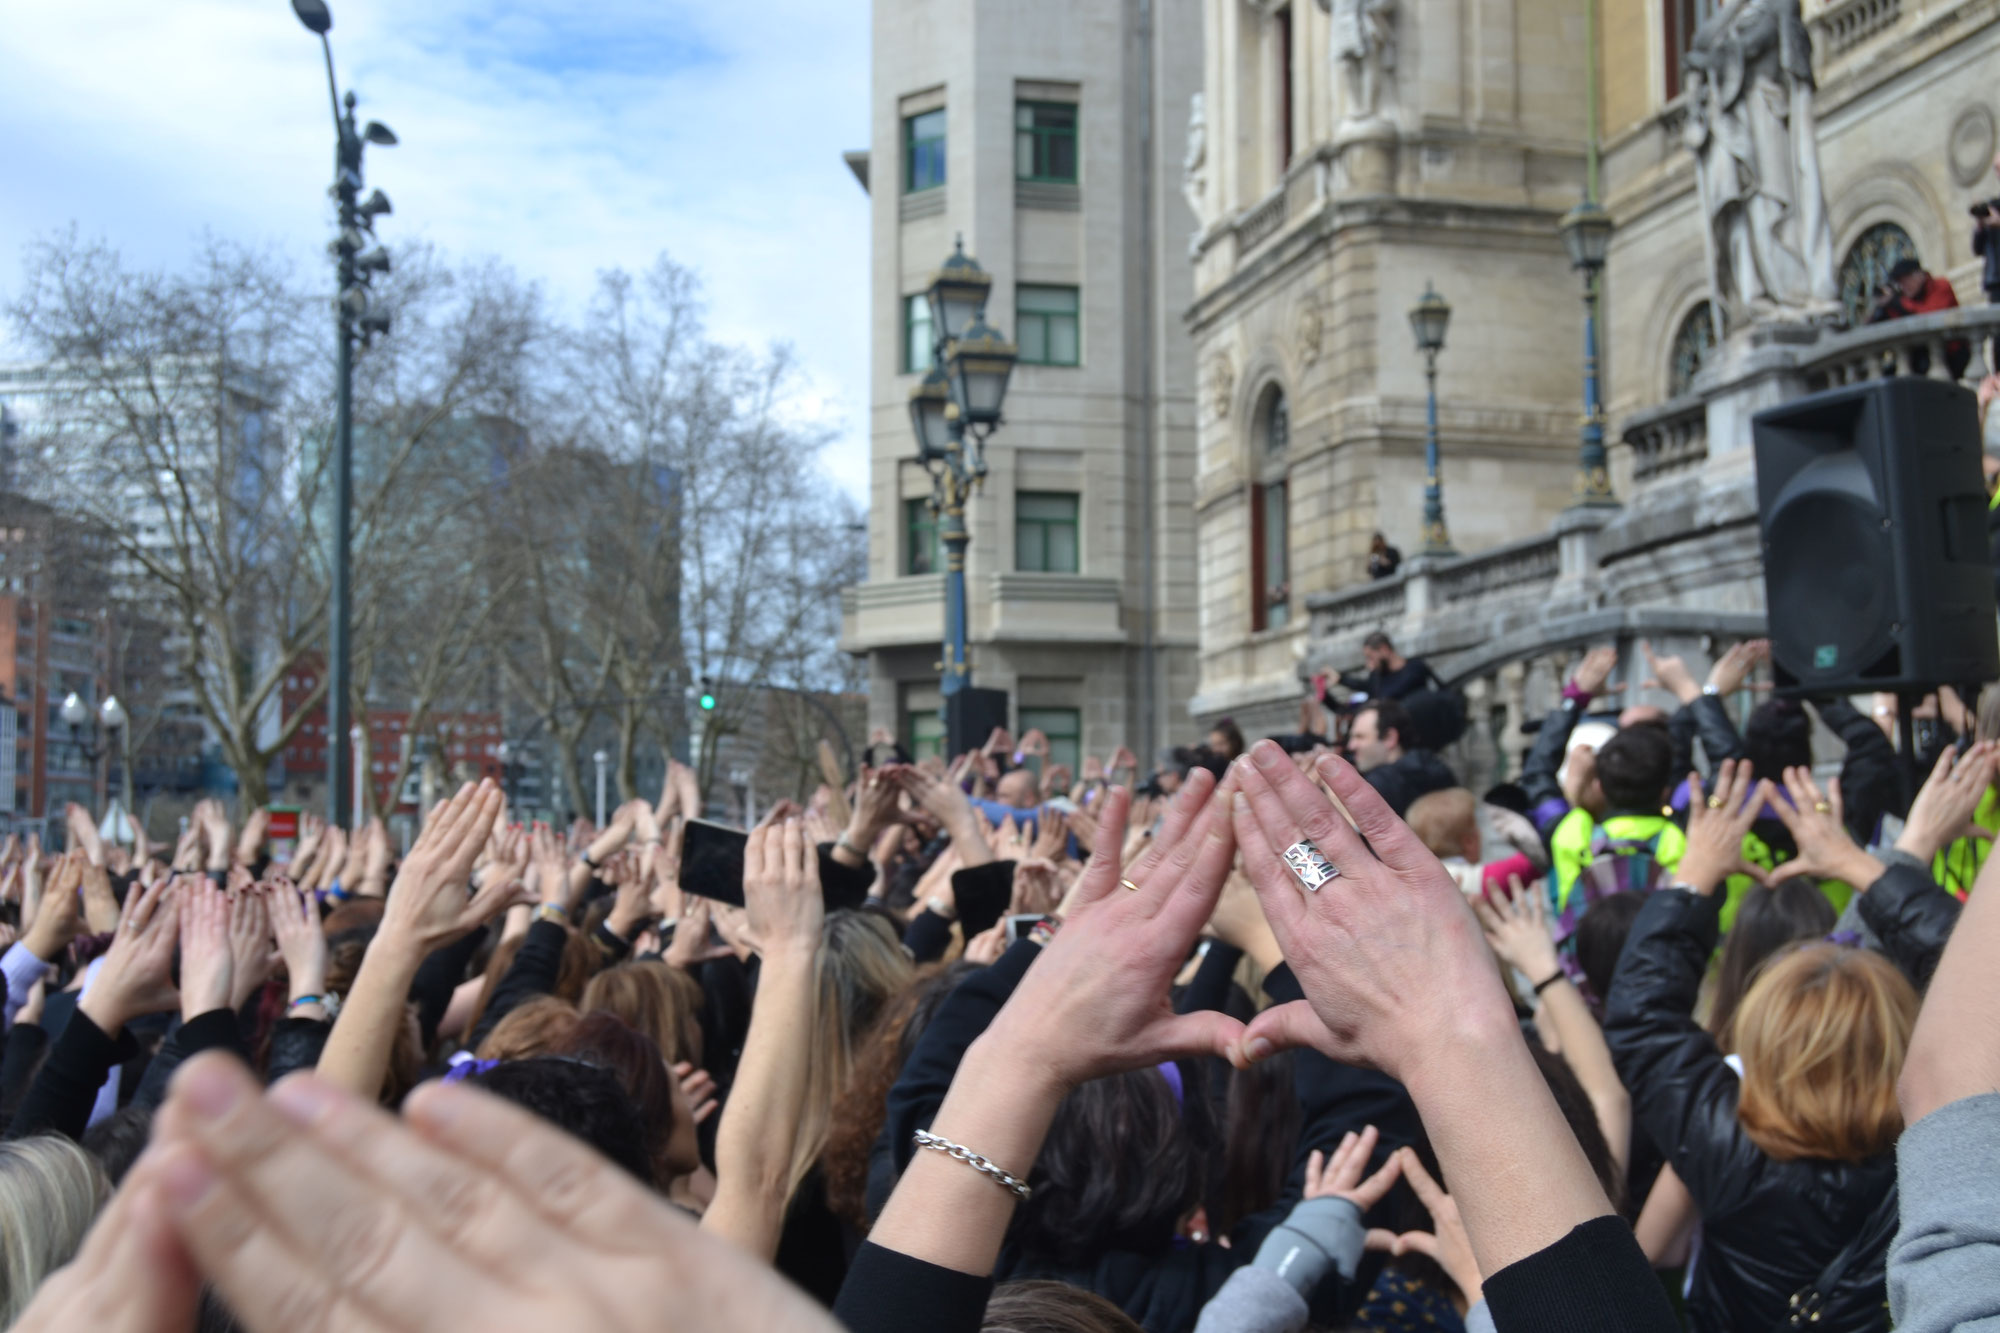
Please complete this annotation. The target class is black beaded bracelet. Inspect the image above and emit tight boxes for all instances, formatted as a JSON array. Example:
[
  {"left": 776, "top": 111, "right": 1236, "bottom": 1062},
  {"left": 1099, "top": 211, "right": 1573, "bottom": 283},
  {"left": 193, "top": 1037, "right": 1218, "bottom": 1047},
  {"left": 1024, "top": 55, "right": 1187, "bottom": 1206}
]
[{"left": 1532, "top": 971, "right": 1566, "bottom": 997}]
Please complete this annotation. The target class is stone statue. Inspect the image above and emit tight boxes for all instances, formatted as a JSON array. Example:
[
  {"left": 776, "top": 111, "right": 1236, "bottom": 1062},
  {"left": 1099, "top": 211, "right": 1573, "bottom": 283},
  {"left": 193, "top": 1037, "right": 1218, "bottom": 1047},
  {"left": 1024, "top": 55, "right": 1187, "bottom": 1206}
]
[
  {"left": 1317, "top": 0, "right": 1398, "bottom": 126},
  {"left": 1682, "top": 0, "right": 1839, "bottom": 330},
  {"left": 1182, "top": 92, "right": 1211, "bottom": 231}
]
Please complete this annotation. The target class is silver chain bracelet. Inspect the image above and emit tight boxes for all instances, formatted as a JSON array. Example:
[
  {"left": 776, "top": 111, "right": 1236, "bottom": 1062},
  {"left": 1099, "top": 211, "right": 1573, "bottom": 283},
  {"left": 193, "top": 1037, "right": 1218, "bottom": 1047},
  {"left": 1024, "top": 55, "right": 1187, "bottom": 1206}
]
[{"left": 912, "top": 1129, "right": 1033, "bottom": 1202}]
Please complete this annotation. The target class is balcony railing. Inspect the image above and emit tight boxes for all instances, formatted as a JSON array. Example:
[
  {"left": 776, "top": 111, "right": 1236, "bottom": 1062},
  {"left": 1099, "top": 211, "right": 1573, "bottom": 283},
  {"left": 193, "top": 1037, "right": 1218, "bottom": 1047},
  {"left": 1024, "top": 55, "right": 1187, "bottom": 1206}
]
[
  {"left": 1306, "top": 576, "right": 1406, "bottom": 639},
  {"left": 1811, "top": 0, "right": 1903, "bottom": 59},
  {"left": 1622, "top": 393, "right": 1709, "bottom": 483},
  {"left": 1432, "top": 534, "right": 1561, "bottom": 607},
  {"left": 1802, "top": 307, "right": 2000, "bottom": 392}
]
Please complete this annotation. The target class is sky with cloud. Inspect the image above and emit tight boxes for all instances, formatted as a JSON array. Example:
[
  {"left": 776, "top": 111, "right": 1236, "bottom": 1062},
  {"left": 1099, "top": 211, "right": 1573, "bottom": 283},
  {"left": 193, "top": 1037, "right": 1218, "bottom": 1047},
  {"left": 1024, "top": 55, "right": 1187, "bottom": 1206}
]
[{"left": 0, "top": 0, "right": 874, "bottom": 496}]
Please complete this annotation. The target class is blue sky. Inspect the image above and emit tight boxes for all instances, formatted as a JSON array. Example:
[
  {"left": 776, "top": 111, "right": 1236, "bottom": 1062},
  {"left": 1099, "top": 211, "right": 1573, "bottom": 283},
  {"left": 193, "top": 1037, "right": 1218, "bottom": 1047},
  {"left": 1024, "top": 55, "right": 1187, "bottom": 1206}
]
[{"left": 0, "top": 0, "right": 874, "bottom": 496}]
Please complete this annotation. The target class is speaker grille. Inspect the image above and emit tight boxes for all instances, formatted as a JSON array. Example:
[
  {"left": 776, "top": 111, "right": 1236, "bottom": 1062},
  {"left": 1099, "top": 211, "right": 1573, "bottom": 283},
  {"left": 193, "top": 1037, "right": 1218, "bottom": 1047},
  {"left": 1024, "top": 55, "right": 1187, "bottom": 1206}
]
[{"left": 1765, "top": 488, "right": 1897, "bottom": 685}]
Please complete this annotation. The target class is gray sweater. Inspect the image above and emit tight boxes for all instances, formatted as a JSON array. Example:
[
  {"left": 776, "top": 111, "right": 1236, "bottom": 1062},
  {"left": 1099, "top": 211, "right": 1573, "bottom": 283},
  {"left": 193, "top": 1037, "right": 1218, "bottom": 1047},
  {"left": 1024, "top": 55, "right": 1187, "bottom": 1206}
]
[{"left": 1889, "top": 1091, "right": 2000, "bottom": 1332}]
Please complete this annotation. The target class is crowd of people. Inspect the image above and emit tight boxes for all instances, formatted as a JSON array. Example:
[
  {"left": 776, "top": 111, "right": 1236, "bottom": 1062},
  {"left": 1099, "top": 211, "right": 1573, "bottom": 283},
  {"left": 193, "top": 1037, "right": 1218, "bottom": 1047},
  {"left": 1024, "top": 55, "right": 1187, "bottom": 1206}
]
[{"left": 2, "top": 634, "right": 2000, "bottom": 1333}]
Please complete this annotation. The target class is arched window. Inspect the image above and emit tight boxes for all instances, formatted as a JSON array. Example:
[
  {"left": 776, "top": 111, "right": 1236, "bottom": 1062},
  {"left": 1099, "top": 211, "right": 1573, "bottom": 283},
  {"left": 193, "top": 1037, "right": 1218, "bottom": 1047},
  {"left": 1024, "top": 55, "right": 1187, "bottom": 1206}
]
[
  {"left": 1250, "top": 385, "right": 1291, "bottom": 631},
  {"left": 1838, "top": 223, "right": 1917, "bottom": 328},
  {"left": 1667, "top": 301, "right": 1716, "bottom": 397}
]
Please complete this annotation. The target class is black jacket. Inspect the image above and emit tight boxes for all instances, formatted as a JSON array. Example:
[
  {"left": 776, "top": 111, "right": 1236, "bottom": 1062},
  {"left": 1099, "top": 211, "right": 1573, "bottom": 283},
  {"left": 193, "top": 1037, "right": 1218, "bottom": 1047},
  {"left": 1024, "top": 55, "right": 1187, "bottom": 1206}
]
[
  {"left": 1855, "top": 858, "right": 1960, "bottom": 991},
  {"left": 1605, "top": 891, "right": 1895, "bottom": 1333},
  {"left": 1336, "top": 658, "right": 1435, "bottom": 702},
  {"left": 1361, "top": 748, "right": 1457, "bottom": 819}
]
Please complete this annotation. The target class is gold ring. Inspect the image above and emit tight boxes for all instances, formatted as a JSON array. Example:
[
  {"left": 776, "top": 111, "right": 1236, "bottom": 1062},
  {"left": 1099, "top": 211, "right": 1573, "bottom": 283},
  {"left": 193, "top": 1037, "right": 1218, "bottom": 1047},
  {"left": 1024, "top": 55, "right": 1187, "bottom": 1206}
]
[
  {"left": 1707, "top": 796, "right": 1724, "bottom": 810},
  {"left": 1814, "top": 801, "right": 1831, "bottom": 814},
  {"left": 1120, "top": 877, "right": 1141, "bottom": 893}
]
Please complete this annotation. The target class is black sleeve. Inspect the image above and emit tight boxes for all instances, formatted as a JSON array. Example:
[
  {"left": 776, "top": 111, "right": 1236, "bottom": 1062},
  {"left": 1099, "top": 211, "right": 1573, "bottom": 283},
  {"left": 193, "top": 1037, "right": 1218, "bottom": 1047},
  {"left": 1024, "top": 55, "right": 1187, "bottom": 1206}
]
[
  {"left": 1482, "top": 1215, "right": 1682, "bottom": 1332},
  {"left": 1602, "top": 891, "right": 1758, "bottom": 1209},
  {"left": 265, "top": 1016, "right": 333, "bottom": 1085},
  {"left": 134, "top": 1009, "right": 252, "bottom": 1110},
  {"left": 820, "top": 843, "right": 877, "bottom": 912},
  {"left": 833, "top": 1241, "right": 992, "bottom": 1333},
  {"left": 1688, "top": 695, "right": 1746, "bottom": 770},
  {"left": 1363, "top": 764, "right": 1415, "bottom": 819},
  {"left": 411, "top": 931, "right": 486, "bottom": 1048},
  {"left": 866, "top": 939, "right": 1041, "bottom": 1221},
  {"left": 0, "top": 1022, "right": 49, "bottom": 1124},
  {"left": 7, "top": 1010, "right": 136, "bottom": 1142},
  {"left": 1857, "top": 860, "right": 1962, "bottom": 991},
  {"left": 1816, "top": 697, "right": 1902, "bottom": 839},
  {"left": 1521, "top": 699, "right": 1588, "bottom": 829},
  {"left": 1174, "top": 942, "right": 1243, "bottom": 1016},
  {"left": 949, "top": 861, "right": 1016, "bottom": 943},
  {"left": 697, "top": 955, "right": 756, "bottom": 1092},
  {"left": 902, "top": 909, "right": 956, "bottom": 965},
  {"left": 466, "top": 919, "right": 569, "bottom": 1050},
  {"left": 1666, "top": 705, "right": 1699, "bottom": 788}
]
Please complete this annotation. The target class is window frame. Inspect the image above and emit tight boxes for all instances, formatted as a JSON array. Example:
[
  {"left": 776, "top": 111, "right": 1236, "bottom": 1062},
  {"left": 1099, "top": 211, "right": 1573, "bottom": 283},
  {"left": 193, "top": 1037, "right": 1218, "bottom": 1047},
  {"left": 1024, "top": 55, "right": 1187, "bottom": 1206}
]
[
  {"left": 1015, "top": 491, "right": 1081, "bottom": 573},
  {"left": 903, "top": 497, "right": 942, "bottom": 576},
  {"left": 1015, "top": 284, "right": 1082, "bottom": 367},
  {"left": 903, "top": 108, "right": 947, "bottom": 194},
  {"left": 1250, "top": 385, "right": 1291, "bottom": 632},
  {"left": 908, "top": 709, "right": 945, "bottom": 762},
  {"left": 1017, "top": 706, "right": 1082, "bottom": 775},
  {"left": 1015, "top": 100, "right": 1079, "bottom": 184}
]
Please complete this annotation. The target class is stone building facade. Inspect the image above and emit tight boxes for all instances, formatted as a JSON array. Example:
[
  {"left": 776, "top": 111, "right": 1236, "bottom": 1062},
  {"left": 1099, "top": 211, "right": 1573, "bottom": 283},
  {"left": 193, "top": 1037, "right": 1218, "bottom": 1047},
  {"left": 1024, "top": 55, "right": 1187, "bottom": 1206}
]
[
  {"left": 841, "top": 0, "right": 1207, "bottom": 768},
  {"left": 1187, "top": 0, "right": 2000, "bottom": 769}
]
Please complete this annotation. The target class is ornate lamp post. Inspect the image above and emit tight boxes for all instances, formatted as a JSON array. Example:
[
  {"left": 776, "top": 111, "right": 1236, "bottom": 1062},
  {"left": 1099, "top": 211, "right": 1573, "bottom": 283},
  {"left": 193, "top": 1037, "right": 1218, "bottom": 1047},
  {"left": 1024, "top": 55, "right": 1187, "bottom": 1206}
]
[
  {"left": 1559, "top": 198, "right": 1618, "bottom": 505},
  {"left": 292, "top": 0, "right": 396, "bottom": 828},
  {"left": 906, "top": 239, "right": 1018, "bottom": 703},
  {"left": 1408, "top": 283, "right": 1456, "bottom": 557},
  {"left": 62, "top": 692, "right": 125, "bottom": 814}
]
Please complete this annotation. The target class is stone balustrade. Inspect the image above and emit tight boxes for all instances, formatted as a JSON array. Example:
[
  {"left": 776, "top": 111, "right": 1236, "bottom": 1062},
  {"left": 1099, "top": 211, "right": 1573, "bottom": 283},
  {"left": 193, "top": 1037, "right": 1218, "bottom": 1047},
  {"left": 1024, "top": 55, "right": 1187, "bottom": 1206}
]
[
  {"left": 1801, "top": 306, "right": 2000, "bottom": 392},
  {"left": 1810, "top": 0, "right": 1904, "bottom": 59},
  {"left": 1622, "top": 393, "right": 1710, "bottom": 482}
]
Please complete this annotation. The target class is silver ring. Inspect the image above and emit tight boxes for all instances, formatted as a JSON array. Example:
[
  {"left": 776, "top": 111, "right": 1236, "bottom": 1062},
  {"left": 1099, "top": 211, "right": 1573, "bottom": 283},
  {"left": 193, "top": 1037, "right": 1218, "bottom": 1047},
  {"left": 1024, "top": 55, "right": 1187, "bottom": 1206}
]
[{"left": 1282, "top": 840, "right": 1341, "bottom": 892}]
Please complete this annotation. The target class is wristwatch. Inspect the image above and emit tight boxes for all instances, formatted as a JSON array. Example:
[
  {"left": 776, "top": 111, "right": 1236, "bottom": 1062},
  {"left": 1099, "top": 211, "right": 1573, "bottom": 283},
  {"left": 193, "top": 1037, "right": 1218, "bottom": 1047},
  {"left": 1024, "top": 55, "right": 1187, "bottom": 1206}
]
[
  {"left": 1701, "top": 683, "right": 1722, "bottom": 697},
  {"left": 925, "top": 895, "right": 957, "bottom": 922},
  {"left": 534, "top": 903, "right": 568, "bottom": 927}
]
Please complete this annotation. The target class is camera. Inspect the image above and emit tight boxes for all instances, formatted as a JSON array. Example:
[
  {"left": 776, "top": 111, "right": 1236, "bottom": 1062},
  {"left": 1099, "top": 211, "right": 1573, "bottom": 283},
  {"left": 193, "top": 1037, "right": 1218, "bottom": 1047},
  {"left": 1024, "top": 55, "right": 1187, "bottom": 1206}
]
[{"left": 1972, "top": 198, "right": 2000, "bottom": 221}]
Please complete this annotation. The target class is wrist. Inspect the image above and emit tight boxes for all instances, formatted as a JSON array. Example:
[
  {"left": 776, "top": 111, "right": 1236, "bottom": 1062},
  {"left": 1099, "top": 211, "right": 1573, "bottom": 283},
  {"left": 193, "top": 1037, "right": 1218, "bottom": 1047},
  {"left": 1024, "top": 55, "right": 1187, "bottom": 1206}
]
[
  {"left": 958, "top": 1027, "right": 1072, "bottom": 1120},
  {"left": 79, "top": 988, "right": 128, "bottom": 1038},
  {"left": 1834, "top": 847, "right": 1887, "bottom": 888},
  {"left": 1396, "top": 995, "right": 1519, "bottom": 1101},
  {"left": 288, "top": 970, "right": 328, "bottom": 1003}
]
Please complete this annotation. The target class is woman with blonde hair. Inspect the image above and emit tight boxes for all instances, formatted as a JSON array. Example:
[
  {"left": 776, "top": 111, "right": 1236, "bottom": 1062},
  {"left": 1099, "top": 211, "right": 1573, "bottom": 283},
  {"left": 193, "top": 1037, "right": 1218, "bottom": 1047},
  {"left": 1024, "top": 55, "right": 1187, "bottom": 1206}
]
[
  {"left": 582, "top": 959, "right": 704, "bottom": 1065},
  {"left": 1606, "top": 761, "right": 1913, "bottom": 1333},
  {"left": 0, "top": 1136, "right": 108, "bottom": 1324}
]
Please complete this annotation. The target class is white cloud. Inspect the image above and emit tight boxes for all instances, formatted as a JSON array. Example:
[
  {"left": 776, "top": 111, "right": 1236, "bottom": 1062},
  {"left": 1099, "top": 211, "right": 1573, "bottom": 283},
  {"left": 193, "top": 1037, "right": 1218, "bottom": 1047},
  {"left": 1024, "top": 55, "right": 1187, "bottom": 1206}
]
[{"left": 0, "top": 0, "right": 873, "bottom": 496}]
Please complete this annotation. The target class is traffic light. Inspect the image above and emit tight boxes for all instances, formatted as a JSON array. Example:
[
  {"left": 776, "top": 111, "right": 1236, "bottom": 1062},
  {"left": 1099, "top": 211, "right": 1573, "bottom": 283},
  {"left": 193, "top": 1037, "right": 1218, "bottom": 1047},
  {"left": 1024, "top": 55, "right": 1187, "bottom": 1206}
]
[{"left": 698, "top": 677, "right": 717, "bottom": 712}]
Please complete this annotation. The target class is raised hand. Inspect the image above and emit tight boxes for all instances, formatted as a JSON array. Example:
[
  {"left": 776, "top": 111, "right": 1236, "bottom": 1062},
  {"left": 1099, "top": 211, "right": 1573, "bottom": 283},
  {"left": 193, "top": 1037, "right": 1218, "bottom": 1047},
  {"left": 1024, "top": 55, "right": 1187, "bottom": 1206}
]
[
  {"left": 197, "top": 800, "right": 232, "bottom": 874},
  {"left": 1706, "top": 638, "right": 1770, "bottom": 697},
  {"left": 607, "top": 854, "right": 654, "bottom": 943},
  {"left": 1766, "top": 765, "right": 1883, "bottom": 891},
  {"left": 1206, "top": 867, "right": 1282, "bottom": 971},
  {"left": 530, "top": 821, "right": 572, "bottom": 909},
  {"left": 1675, "top": 759, "right": 1774, "bottom": 896},
  {"left": 80, "top": 876, "right": 182, "bottom": 1037},
  {"left": 360, "top": 817, "right": 393, "bottom": 896},
  {"left": 177, "top": 879, "right": 234, "bottom": 1022},
  {"left": 1109, "top": 745, "right": 1139, "bottom": 775},
  {"left": 288, "top": 812, "right": 326, "bottom": 875},
  {"left": 664, "top": 897, "right": 731, "bottom": 970},
  {"left": 1639, "top": 639, "right": 1701, "bottom": 705},
  {"left": 1570, "top": 645, "right": 1621, "bottom": 698},
  {"left": 63, "top": 1055, "right": 844, "bottom": 1333},
  {"left": 1364, "top": 1149, "right": 1484, "bottom": 1313},
  {"left": 1473, "top": 875, "right": 1561, "bottom": 985},
  {"left": 77, "top": 854, "right": 121, "bottom": 936},
  {"left": 674, "top": 1060, "right": 720, "bottom": 1125},
  {"left": 742, "top": 816, "right": 824, "bottom": 961},
  {"left": 227, "top": 885, "right": 277, "bottom": 1011},
  {"left": 1893, "top": 741, "right": 1998, "bottom": 864},
  {"left": 235, "top": 808, "right": 270, "bottom": 870},
  {"left": 1008, "top": 859, "right": 1062, "bottom": 917},
  {"left": 1303, "top": 1124, "right": 1405, "bottom": 1212},
  {"left": 379, "top": 781, "right": 509, "bottom": 953},
  {"left": 66, "top": 801, "right": 106, "bottom": 869},
  {"left": 963, "top": 919, "right": 1008, "bottom": 966},
  {"left": 266, "top": 878, "right": 328, "bottom": 1016},
  {"left": 20, "top": 851, "right": 81, "bottom": 963}
]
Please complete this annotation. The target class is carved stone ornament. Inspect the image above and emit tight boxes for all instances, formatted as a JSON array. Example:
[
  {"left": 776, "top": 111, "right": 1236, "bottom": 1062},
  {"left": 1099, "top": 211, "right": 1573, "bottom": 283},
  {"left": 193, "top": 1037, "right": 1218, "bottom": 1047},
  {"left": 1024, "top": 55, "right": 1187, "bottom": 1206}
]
[
  {"left": 1297, "top": 306, "right": 1324, "bottom": 364},
  {"left": 1207, "top": 353, "right": 1236, "bottom": 421}
]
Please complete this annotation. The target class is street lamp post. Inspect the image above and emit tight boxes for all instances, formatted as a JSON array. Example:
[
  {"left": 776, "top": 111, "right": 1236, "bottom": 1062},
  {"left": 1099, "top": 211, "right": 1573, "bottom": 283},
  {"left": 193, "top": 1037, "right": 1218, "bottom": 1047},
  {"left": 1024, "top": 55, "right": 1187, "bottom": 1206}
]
[
  {"left": 907, "top": 239, "right": 1018, "bottom": 706},
  {"left": 61, "top": 692, "right": 125, "bottom": 813},
  {"left": 1407, "top": 283, "right": 1456, "bottom": 557},
  {"left": 293, "top": 0, "right": 396, "bottom": 829},
  {"left": 1559, "top": 199, "right": 1618, "bottom": 505},
  {"left": 592, "top": 749, "right": 609, "bottom": 828}
]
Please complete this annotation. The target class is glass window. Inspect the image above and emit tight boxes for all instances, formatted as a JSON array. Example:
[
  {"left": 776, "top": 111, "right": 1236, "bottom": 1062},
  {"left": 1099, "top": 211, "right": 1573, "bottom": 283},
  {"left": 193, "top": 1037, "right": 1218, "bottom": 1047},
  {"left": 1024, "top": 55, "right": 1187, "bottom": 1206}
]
[
  {"left": 909, "top": 710, "right": 945, "bottom": 762},
  {"left": 1838, "top": 223, "right": 1918, "bottom": 329},
  {"left": 1018, "top": 707, "right": 1082, "bottom": 775},
  {"left": 1015, "top": 492, "right": 1080, "bottom": 573},
  {"left": 1663, "top": 0, "right": 1721, "bottom": 97},
  {"left": 904, "top": 108, "right": 946, "bottom": 193},
  {"left": 904, "top": 497, "right": 941, "bottom": 576},
  {"left": 1668, "top": 302, "right": 1717, "bottom": 397},
  {"left": 1016, "top": 285, "right": 1080, "bottom": 366},
  {"left": 1262, "top": 481, "right": 1290, "bottom": 629},
  {"left": 1015, "top": 101, "right": 1078, "bottom": 182},
  {"left": 903, "top": 294, "right": 936, "bottom": 374}
]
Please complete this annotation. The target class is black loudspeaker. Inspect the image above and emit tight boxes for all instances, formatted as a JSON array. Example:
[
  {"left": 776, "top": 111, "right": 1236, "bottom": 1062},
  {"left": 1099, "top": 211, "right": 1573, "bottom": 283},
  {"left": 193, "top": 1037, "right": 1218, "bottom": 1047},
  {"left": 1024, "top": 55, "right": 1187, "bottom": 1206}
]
[
  {"left": 1754, "top": 377, "right": 1998, "bottom": 695},
  {"left": 946, "top": 687, "right": 1010, "bottom": 759}
]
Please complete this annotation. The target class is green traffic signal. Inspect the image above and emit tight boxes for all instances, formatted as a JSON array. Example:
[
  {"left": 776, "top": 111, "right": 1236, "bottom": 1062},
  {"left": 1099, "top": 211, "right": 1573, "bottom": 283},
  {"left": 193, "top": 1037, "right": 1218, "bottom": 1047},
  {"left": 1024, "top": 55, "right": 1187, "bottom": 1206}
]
[{"left": 698, "top": 692, "right": 716, "bottom": 712}]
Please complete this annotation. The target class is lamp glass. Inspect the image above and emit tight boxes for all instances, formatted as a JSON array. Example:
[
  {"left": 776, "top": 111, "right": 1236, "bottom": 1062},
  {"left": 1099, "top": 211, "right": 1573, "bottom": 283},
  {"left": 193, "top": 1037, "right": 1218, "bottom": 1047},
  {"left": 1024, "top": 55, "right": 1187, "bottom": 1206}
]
[
  {"left": 100, "top": 695, "right": 126, "bottom": 731},
  {"left": 946, "top": 315, "right": 1017, "bottom": 427},
  {"left": 1408, "top": 284, "right": 1452, "bottom": 355},
  {"left": 924, "top": 240, "right": 993, "bottom": 342},
  {"left": 1559, "top": 201, "right": 1613, "bottom": 271},
  {"left": 908, "top": 369, "right": 954, "bottom": 458},
  {"left": 60, "top": 692, "right": 86, "bottom": 727}
]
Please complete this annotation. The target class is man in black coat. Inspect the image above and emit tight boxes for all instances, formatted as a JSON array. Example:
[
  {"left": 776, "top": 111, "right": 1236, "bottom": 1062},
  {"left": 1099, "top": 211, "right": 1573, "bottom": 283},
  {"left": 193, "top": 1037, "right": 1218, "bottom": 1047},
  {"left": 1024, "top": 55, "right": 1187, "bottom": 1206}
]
[{"left": 1348, "top": 699, "right": 1456, "bottom": 818}]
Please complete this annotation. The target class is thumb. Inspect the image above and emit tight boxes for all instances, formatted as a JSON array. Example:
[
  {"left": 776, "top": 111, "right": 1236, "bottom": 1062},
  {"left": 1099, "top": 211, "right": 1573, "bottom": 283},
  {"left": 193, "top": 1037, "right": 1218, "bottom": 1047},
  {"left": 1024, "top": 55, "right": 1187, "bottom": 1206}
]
[
  {"left": 1148, "top": 1009, "right": 1249, "bottom": 1066},
  {"left": 1231, "top": 999, "right": 1334, "bottom": 1068},
  {"left": 1393, "top": 1230, "right": 1443, "bottom": 1261},
  {"left": 1363, "top": 1228, "right": 1402, "bottom": 1254}
]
